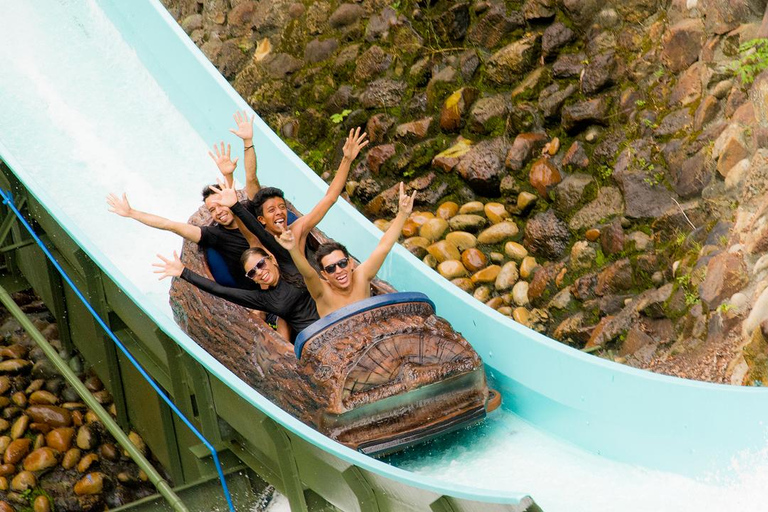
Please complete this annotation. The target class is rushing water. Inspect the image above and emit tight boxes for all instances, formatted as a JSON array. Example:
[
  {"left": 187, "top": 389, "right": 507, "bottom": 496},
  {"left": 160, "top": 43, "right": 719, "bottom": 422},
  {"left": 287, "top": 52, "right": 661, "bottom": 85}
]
[{"left": 0, "top": 2, "right": 767, "bottom": 511}]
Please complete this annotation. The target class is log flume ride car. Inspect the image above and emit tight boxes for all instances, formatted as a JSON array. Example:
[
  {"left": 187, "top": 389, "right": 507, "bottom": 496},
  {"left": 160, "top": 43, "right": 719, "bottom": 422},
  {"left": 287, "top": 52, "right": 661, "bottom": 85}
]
[{"left": 169, "top": 203, "right": 498, "bottom": 455}]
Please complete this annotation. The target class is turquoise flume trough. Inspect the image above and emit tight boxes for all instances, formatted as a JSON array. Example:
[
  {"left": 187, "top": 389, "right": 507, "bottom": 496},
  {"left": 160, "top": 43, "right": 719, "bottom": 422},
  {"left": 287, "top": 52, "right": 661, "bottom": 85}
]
[{"left": 1, "top": 0, "right": 767, "bottom": 508}]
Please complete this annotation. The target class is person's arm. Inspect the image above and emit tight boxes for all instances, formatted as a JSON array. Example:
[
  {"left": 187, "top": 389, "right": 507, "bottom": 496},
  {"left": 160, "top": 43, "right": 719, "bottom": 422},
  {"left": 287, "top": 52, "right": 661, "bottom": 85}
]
[
  {"left": 208, "top": 141, "right": 238, "bottom": 188},
  {"left": 210, "top": 181, "right": 269, "bottom": 243},
  {"left": 357, "top": 183, "right": 415, "bottom": 282},
  {"left": 107, "top": 193, "right": 201, "bottom": 242},
  {"left": 153, "top": 252, "right": 267, "bottom": 311},
  {"left": 294, "top": 128, "right": 368, "bottom": 236},
  {"left": 229, "top": 110, "right": 260, "bottom": 199},
  {"left": 274, "top": 227, "right": 325, "bottom": 300}
]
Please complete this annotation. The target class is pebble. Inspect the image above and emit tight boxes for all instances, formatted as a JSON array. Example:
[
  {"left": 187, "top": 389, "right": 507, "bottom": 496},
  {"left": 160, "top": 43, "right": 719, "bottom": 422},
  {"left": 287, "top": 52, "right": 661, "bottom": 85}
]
[
  {"left": 0, "top": 437, "right": 10, "bottom": 455},
  {"left": 10, "top": 416, "right": 28, "bottom": 440},
  {"left": 61, "top": 448, "right": 81, "bottom": 470},
  {"left": 23, "top": 447, "right": 58, "bottom": 472},
  {"left": 471, "top": 265, "right": 501, "bottom": 284},
  {"left": 0, "top": 377, "right": 10, "bottom": 395},
  {"left": 461, "top": 248, "right": 488, "bottom": 272},
  {"left": 436, "top": 201, "right": 459, "bottom": 219},
  {"left": 498, "top": 306, "right": 513, "bottom": 316},
  {"left": 517, "top": 192, "right": 537, "bottom": 213},
  {"left": 484, "top": 202, "right": 509, "bottom": 224},
  {"left": 33, "top": 495, "right": 51, "bottom": 512},
  {"left": 0, "top": 360, "right": 32, "bottom": 375},
  {"left": 490, "top": 252, "right": 505, "bottom": 264},
  {"left": 128, "top": 431, "right": 147, "bottom": 456},
  {"left": 473, "top": 285, "right": 492, "bottom": 302},
  {"left": 77, "top": 453, "right": 99, "bottom": 473},
  {"left": 427, "top": 240, "right": 461, "bottom": 263},
  {"left": 403, "top": 236, "right": 430, "bottom": 258},
  {"left": 422, "top": 254, "right": 437, "bottom": 269},
  {"left": 520, "top": 256, "right": 539, "bottom": 279},
  {"left": 585, "top": 228, "right": 601, "bottom": 242},
  {"left": 512, "top": 281, "right": 531, "bottom": 306},
  {"left": 459, "top": 201, "right": 484, "bottom": 214},
  {"left": 76, "top": 425, "right": 98, "bottom": 451},
  {"left": 448, "top": 214, "right": 486, "bottom": 232},
  {"left": 46, "top": 427, "right": 75, "bottom": 452},
  {"left": 512, "top": 307, "right": 531, "bottom": 326},
  {"left": 33, "top": 434, "right": 45, "bottom": 450},
  {"left": 0, "top": 465, "right": 14, "bottom": 477},
  {"left": 651, "top": 271, "right": 664, "bottom": 285},
  {"left": 0, "top": 420, "right": 8, "bottom": 434},
  {"left": 92, "top": 390, "right": 112, "bottom": 405},
  {"left": 477, "top": 221, "right": 519, "bottom": 244},
  {"left": 451, "top": 278, "right": 475, "bottom": 293},
  {"left": 100, "top": 443, "right": 119, "bottom": 461},
  {"left": 437, "top": 260, "right": 468, "bottom": 279},
  {"left": 4, "top": 439, "right": 31, "bottom": 465},
  {"left": 26, "top": 405, "right": 72, "bottom": 428},
  {"left": 445, "top": 231, "right": 477, "bottom": 251},
  {"left": 0, "top": 346, "right": 27, "bottom": 360},
  {"left": 504, "top": 241, "right": 528, "bottom": 261},
  {"left": 11, "top": 392, "right": 26, "bottom": 409},
  {"left": 495, "top": 261, "right": 519, "bottom": 291},
  {"left": 25, "top": 380, "right": 45, "bottom": 394},
  {"left": 409, "top": 211, "right": 435, "bottom": 226},
  {"left": 0, "top": 479, "right": 7, "bottom": 492},
  {"left": 485, "top": 297, "right": 504, "bottom": 310},
  {"left": 10, "top": 471, "right": 35, "bottom": 492},
  {"left": 0, "top": 398, "right": 8, "bottom": 409},
  {"left": 401, "top": 219, "right": 419, "bottom": 238},
  {"left": 420, "top": 218, "right": 450, "bottom": 242},
  {"left": 373, "top": 219, "right": 389, "bottom": 231},
  {"left": 75, "top": 472, "right": 105, "bottom": 495}
]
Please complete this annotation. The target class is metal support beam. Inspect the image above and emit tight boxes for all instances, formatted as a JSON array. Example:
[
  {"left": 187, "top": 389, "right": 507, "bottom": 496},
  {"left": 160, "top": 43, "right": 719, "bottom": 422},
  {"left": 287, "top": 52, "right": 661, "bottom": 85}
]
[
  {"left": 341, "top": 466, "right": 380, "bottom": 512},
  {"left": 262, "top": 417, "right": 308, "bottom": 512}
]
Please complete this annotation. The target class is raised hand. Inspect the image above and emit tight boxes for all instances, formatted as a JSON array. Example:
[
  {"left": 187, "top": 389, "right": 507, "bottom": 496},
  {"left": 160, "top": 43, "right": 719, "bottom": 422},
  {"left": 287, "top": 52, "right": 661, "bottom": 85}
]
[
  {"left": 273, "top": 224, "right": 297, "bottom": 252},
  {"left": 229, "top": 110, "right": 254, "bottom": 141},
  {"left": 342, "top": 127, "right": 369, "bottom": 161},
  {"left": 208, "top": 179, "right": 238, "bottom": 208},
  {"left": 208, "top": 141, "right": 238, "bottom": 177},
  {"left": 106, "top": 193, "right": 133, "bottom": 217},
  {"left": 397, "top": 182, "right": 416, "bottom": 216},
  {"left": 152, "top": 251, "right": 184, "bottom": 280}
]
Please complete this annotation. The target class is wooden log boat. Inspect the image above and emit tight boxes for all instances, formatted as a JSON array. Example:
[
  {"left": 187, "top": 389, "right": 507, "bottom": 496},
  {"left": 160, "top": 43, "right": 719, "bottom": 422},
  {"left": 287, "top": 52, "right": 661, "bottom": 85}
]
[{"left": 169, "top": 202, "right": 495, "bottom": 456}]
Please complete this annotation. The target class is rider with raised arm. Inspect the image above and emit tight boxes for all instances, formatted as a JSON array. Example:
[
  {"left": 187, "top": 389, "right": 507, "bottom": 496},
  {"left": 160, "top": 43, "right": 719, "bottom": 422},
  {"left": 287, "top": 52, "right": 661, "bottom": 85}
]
[{"left": 274, "top": 183, "right": 415, "bottom": 318}]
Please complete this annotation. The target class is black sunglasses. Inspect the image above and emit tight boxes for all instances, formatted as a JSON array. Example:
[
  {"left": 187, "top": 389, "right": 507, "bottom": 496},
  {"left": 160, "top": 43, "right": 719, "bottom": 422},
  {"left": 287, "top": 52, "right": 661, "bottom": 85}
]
[
  {"left": 245, "top": 256, "right": 268, "bottom": 279},
  {"left": 323, "top": 257, "right": 349, "bottom": 274}
]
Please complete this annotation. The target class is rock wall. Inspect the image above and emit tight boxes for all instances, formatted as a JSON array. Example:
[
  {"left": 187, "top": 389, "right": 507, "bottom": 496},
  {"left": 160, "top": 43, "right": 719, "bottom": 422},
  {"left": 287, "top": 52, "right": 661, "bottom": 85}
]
[{"left": 161, "top": 0, "right": 768, "bottom": 385}]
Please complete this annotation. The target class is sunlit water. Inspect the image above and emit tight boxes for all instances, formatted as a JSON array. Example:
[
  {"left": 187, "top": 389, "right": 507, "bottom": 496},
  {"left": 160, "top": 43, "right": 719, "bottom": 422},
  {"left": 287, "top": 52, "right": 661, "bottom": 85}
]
[{"left": 0, "top": 2, "right": 767, "bottom": 511}]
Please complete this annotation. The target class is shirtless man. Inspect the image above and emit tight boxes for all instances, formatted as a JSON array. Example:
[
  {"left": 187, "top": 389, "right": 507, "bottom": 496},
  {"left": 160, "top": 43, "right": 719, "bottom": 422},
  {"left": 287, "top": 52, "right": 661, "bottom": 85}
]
[{"left": 274, "top": 183, "right": 415, "bottom": 317}]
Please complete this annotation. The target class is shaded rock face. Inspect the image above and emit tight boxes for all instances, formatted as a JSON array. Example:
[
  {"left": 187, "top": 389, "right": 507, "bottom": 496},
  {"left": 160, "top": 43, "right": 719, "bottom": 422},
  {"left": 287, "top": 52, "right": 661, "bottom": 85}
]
[
  {"left": 524, "top": 211, "right": 570, "bottom": 260},
  {"left": 455, "top": 138, "right": 509, "bottom": 196}
]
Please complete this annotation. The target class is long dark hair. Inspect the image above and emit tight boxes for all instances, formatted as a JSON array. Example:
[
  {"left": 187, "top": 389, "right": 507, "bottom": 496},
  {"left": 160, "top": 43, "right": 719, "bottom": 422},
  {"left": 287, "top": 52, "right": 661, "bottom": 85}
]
[{"left": 240, "top": 247, "right": 306, "bottom": 289}]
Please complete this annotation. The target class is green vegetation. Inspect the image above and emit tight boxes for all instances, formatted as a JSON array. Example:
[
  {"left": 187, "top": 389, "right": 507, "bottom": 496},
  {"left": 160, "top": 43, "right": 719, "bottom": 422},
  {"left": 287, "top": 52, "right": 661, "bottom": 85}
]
[
  {"left": 330, "top": 109, "right": 352, "bottom": 124},
  {"left": 733, "top": 38, "right": 768, "bottom": 85}
]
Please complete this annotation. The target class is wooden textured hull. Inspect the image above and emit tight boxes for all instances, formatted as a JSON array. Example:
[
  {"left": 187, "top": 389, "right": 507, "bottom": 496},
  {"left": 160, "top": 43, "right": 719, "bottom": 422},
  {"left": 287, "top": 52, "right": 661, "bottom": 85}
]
[{"left": 169, "top": 204, "right": 489, "bottom": 455}]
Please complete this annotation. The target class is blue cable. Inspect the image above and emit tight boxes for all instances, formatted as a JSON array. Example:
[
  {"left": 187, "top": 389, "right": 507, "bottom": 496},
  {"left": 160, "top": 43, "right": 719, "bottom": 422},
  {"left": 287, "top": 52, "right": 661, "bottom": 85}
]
[{"left": 0, "top": 189, "right": 236, "bottom": 512}]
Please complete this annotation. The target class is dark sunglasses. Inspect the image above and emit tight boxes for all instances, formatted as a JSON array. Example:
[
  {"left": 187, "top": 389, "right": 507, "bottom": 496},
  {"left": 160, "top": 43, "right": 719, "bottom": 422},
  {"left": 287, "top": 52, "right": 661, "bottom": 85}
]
[
  {"left": 323, "top": 257, "right": 349, "bottom": 274},
  {"left": 245, "top": 256, "right": 268, "bottom": 279}
]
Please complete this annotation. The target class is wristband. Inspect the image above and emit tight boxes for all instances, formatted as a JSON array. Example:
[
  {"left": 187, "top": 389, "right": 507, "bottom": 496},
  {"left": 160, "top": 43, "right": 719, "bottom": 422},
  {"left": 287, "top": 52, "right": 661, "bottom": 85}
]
[{"left": 244, "top": 145, "right": 254, "bottom": 150}]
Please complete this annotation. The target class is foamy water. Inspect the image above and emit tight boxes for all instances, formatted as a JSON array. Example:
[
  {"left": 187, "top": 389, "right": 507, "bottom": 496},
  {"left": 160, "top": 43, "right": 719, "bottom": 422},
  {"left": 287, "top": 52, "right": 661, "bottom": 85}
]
[{"left": 0, "top": 2, "right": 767, "bottom": 511}]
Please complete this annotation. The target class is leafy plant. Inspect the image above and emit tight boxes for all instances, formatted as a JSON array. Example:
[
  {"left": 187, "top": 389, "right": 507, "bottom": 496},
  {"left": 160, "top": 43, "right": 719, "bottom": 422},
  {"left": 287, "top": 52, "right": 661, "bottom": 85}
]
[
  {"left": 635, "top": 99, "right": 646, "bottom": 108},
  {"left": 330, "top": 109, "right": 352, "bottom": 124},
  {"left": 596, "top": 164, "right": 613, "bottom": 181},
  {"left": 717, "top": 302, "right": 735, "bottom": 314},
  {"left": 733, "top": 38, "right": 768, "bottom": 85}
]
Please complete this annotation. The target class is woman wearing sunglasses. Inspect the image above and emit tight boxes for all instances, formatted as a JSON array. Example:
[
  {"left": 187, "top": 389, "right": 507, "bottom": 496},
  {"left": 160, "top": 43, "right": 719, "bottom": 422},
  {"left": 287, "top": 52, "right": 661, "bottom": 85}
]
[
  {"left": 275, "top": 182, "right": 416, "bottom": 318},
  {"left": 153, "top": 247, "right": 319, "bottom": 339}
]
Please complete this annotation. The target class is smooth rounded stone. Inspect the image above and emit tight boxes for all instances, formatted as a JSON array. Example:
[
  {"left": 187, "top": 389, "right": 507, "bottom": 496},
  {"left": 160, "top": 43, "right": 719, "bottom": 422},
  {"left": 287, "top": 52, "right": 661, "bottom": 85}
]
[
  {"left": 0, "top": 420, "right": 8, "bottom": 434},
  {"left": 68, "top": 356, "right": 83, "bottom": 374},
  {"left": 373, "top": 219, "right": 390, "bottom": 232},
  {"left": 495, "top": 261, "right": 519, "bottom": 291},
  {"left": 504, "top": 241, "right": 528, "bottom": 261},
  {"left": 445, "top": 231, "right": 477, "bottom": 251},
  {"left": 33, "top": 495, "right": 51, "bottom": 512},
  {"left": 459, "top": 201, "right": 484, "bottom": 214},
  {"left": 23, "top": 447, "right": 58, "bottom": 472},
  {"left": 448, "top": 214, "right": 487, "bottom": 232},
  {"left": 10, "top": 471, "right": 35, "bottom": 492},
  {"left": 76, "top": 425, "right": 98, "bottom": 451},
  {"left": 498, "top": 306, "right": 513, "bottom": 316},
  {"left": 0, "top": 500, "right": 12, "bottom": 511},
  {"left": 451, "top": 278, "right": 475, "bottom": 293},
  {"left": 461, "top": 248, "right": 488, "bottom": 272},
  {"left": 77, "top": 453, "right": 99, "bottom": 473},
  {"left": 420, "top": 218, "right": 450, "bottom": 242},
  {"left": 92, "top": 390, "right": 112, "bottom": 405},
  {"left": 26, "top": 379, "right": 45, "bottom": 395},
  {"left": 422, "top": 254, "right": 437, "bottom": 269},
  {"left": 549, "top": 288, "right": 572, "bottom": 310},
  {"left": 627, "top": 231, "right": 652, "bottom": 251},
  {"left": 520, "top": 256, "right": 539, "bottom": 279},
  {"left": 585, "top": 228, "right": 600, "bottom": 242},
  {"left": 29, "top": 424, "right": 50, "bottom": 437},
  {"left": 61, "top": 402, "right": 87, "bottom": 411},
  {"left": 32, "top": 360, "right": 58, "bottom": 380},
  {"left": 108, "top": 404, "right": 117, "bottom": 418},
  {"left": 512, "top": 281, "right": 531, "bottom": 306},
  {"left": 11, "top": 392, "right": 26, "bottom": 409},
  {"left": 0, "top": 360, "right": 32, "bottom": 375},
  {"left": 2, "top": 408, "right": 20, "bottom": 421},
  {"left": 10, "top": 416, "right": 28, "bottom": 440},
  {"left": 0, "top": 479, "right": 7, "bottom": 492},
  {"left": 473, "top": 285, "right": 492, "bottom": 302},
  {"left": 517, "top": 192, "right": 537, "bottom": 213},
  {"left": 484, "top": 202, "right": 510, "bottom": 224},
  {"left": 0, "top": 346, "right": 27, "bottom": 360},
  {"left": 128, "top": 431, "right": 147, "bottom": 456},
  {"left": 512, "top": 307, "right": 531, "bottom": 326},
  {"left": 46, "top": 427, "right": 74, "bottom": 453},
  {"left": 71, "top": 411, "right": 83, "bottom": 428},
  {"left": 84, "top": 376, "right": 103, "bottom": 393},
  {"left": 651, "top": 271, "right": 664, "bottom": 285},
  {"left": 401, "top": 219, "right": 419, "bottom": 238},
  {"left": 485, "top": 297, "right": 504, "bottom": 310},
  {"left": 0, "top": 437, "right": 10, "bottom": 456},
  {"left": 75, "top": 472, "right": 105, "bottom": 495},
  {"left": 409, "top": 211, "right": 435, "bottom": 226},
  {"left": 436, "top": 201, "right": 460, "bottom": 219},
  {"left": 99, "top": 443, "right": 119, "bottom": 461},
  {"left": 61, "top": 387, "right": 80, "bottom": 404},
  {"left": 44, "top": 378, "right": 63, "bottom": 396},
  {"left": 529, "top": 157, "right": 562, "bottom": 196},
  {"left": 427, "top": 240, "right": 461, "bottom": 263},
  {"left": 490, "top": 252, "right": 505, "bottom": 264},
  {"left": 117, "top": 471, "right": 136, "bottom": 484},
  {"left": 403, "top": 236, "right": 430, "bottom": 259},
  {"left": 4, "top": 438, "right": 31, "bottom": 465},
  {"left": 0, "top": 464, "right": 14, "bottom": 477},
  {"left": 0, "top": 377, "right": 10, "bottom": 395},
  {"left": 477, "top": 221, "right": 519, "bottom": 244},
  {"left": 26, "top": 406, "right": 71, "bottom": 428},
  {"left": 62, "top": 448, "right": 81, "bottom": 470},
  {"left": 471, "top": 265, "right": 502, "bottom": 284},
  {"left": 0, "top": 398, "right": 9, "bottom": 409},
  {"left": 437, "top": 260, "right": 468, "bottom": 279},
  {"left": 33, "top": 434, "right": 44, "bottom": 451},
  {"left": 138, "top": 469, "right": 149, "bottom": 481}
]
